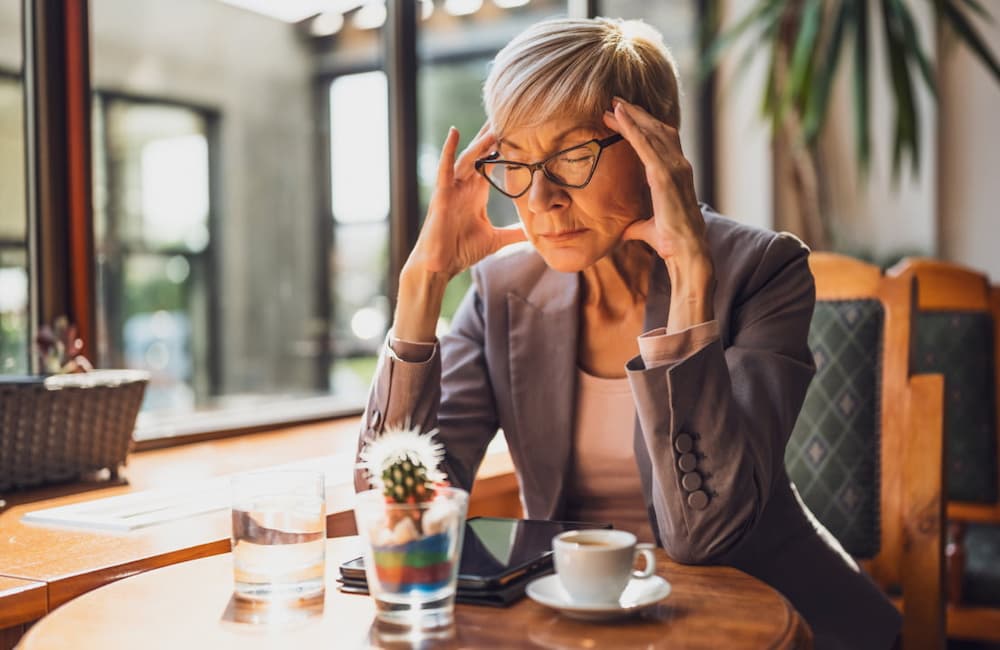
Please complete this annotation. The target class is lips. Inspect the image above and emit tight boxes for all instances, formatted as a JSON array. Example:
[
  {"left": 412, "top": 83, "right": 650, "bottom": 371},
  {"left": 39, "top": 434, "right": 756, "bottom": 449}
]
[{"left": 539, "top": 228, "right": 588, "bottom": 243}]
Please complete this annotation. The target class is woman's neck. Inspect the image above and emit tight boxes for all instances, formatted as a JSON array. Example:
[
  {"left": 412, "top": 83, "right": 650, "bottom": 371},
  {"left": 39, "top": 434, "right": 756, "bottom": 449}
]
[{"left": 579, "top": 240, "right": 654, "bottom": 318}]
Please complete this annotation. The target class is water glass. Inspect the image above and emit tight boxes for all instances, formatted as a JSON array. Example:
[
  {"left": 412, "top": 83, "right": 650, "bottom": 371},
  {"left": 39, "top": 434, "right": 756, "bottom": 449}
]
[
  {"left": 230, "top": 470, "right": 326, "bottom": 601},
  {"left": 354, "top": 486, "right": 468, "bottom": 630}
]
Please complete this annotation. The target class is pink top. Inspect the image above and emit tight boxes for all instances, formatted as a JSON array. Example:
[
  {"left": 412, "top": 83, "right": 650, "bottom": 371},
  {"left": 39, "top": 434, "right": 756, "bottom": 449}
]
[
  {"left": 562, "top": 368, "right": 653, "bottom": 541},
  {"left": 390, "top": 320, "right": 721, "bottom": 545}
]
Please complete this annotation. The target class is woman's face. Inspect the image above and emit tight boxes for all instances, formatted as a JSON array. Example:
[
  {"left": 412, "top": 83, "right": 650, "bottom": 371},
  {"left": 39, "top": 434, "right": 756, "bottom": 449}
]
[{"left": 496, "top": 118, "right": 652, "bottom": 273}]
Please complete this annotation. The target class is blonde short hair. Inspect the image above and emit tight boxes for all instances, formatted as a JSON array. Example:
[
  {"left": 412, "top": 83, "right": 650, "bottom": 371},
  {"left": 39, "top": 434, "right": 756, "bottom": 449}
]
[{"left": 483, "top": 17, "right": 681, "bottom": 138}]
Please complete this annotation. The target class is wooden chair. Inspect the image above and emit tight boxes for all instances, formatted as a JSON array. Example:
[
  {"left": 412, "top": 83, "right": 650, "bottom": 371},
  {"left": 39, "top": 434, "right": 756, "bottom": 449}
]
[
  {"left": 887, "top": 258, "right": 1000, "bottom": 643},
  {"left": 785, "top": 252, "right": 946, "bottom": 649}
]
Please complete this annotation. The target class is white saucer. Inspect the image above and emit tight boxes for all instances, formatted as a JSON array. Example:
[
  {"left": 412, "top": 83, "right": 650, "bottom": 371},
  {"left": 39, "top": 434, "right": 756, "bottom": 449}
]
[{"left": 525, "top": 574, "right": 671, "bottom": 622}]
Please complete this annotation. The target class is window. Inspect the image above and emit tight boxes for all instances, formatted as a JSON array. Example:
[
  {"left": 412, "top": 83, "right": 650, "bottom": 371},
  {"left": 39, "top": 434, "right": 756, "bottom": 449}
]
[
  {"left": 329, "top": 71, "right": 390, "bottom": 399},
  {"left": 92, "top": 0, "right": 333, "bottom": 436},
  {"left": 93, "top": 98, "right": 214, "bottom": 413},
  {"left": 0, "top": 1, "right": 27, "bottom": 375}
]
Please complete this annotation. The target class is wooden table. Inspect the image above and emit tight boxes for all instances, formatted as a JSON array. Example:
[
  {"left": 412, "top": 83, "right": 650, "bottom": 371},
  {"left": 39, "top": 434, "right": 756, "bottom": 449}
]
[
  {"left": 18, "top": 537, "right": 812, "bottom": 649},
  {"left": 0, "top": 418, "right": 518, "bottom": 632}
]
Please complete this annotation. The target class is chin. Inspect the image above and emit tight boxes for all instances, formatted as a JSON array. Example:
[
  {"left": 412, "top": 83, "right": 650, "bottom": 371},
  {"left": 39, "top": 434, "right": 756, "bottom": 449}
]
[{"left": 536, "top": 246, "right": 601, "bottom": 274}]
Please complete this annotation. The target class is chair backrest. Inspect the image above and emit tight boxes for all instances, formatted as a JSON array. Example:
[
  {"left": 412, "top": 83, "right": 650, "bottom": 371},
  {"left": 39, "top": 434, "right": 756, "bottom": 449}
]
[
  {"left": 786, "top": 252, "right": 946, "bottom": 648},
  {"left": 888, "top": 258, "right": 999, "bottom": 507}
]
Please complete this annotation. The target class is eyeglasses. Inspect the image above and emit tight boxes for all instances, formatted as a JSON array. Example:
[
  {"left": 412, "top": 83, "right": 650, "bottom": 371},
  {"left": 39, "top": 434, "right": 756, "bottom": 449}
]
[{"left": 474, "top": 133, "right": 624, "bottom": 199}]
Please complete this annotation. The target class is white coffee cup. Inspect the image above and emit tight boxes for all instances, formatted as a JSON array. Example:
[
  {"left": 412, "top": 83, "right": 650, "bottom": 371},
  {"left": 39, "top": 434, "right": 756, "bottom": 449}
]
[{"left": 552, "top": 529, "right": 656, "bottom": 605}]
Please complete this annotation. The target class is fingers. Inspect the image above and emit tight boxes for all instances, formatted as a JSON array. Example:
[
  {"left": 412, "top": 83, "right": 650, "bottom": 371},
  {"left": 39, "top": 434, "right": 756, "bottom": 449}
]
[
  {"left": 455, "top": 123, "right": 497, "bottom": 179},
  {"left": 610, "top": 101, "right": 663, "bottom": 171},
  {"left": 602, "top": 108, "right": 622, "bottom": 133},
  {"left": 436, "top": 127, "right": 460, "bottom": 186}
]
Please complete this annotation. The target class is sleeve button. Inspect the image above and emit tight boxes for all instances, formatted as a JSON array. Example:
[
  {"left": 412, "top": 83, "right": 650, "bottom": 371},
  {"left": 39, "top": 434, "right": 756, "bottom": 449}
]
[
  {"left": 681, "top": 472, "right": 703, "bottom": 491},
  {"left": 678, "top": 452, "right": 697, "bottom": 473},
  {"left": 674, "top": 432, "right": 694, "bottom": 454},
  {"left": 687, "top": 490, "right": 709, "bottom": 510}
]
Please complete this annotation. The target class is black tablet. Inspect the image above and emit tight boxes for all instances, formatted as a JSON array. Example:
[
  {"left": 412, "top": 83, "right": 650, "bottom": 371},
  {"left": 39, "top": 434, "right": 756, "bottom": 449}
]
[{"left": 340, "top": 516, "right": 609, "bottom": 593}]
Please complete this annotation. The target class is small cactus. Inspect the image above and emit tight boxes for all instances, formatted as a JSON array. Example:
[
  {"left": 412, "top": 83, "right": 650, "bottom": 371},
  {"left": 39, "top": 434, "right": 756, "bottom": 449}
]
[
  {"left": 381, "top": 457, "right": 434, "bottom": 504},
  {"left": 358, "top": 426, "right": 450, "bottom": 535}
]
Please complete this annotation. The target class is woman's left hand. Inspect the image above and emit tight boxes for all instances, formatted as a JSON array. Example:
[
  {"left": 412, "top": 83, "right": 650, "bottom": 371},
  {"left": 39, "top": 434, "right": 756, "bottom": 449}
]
[{"left": 603, "top": 97, "right": 716, "bottom": 329}]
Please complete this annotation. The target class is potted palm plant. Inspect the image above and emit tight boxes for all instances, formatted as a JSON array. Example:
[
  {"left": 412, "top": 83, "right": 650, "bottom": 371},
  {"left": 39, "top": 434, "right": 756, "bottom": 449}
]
[{"left": 701, "top": 0, "right": 1000, "bottom": 249}]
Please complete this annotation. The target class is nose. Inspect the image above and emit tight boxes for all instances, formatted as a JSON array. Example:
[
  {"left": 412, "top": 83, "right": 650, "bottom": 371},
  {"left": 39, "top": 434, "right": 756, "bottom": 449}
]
[{"left": 524, "top": 171, "right": 568, "bottom": 215}]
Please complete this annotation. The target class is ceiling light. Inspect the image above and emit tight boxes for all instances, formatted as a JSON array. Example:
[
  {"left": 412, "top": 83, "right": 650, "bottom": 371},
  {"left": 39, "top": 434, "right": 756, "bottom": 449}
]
[
  {"left": 353, "top": 2, "right": 387, "bottom": 29},
  {"left": 493, "top": 0, "right": 530, "bottom": 7},
  {"left": 310, "top": 12, "right": 344, "bottom": 36},
  {"left": 444, "top": 0, "right": 482, "bottom": 16},
  {"left": 219, "top": 0, "right": 333, "bottom": 23},
  {"left": 421, "top": 0, "right": 435, "bottom": 20}
]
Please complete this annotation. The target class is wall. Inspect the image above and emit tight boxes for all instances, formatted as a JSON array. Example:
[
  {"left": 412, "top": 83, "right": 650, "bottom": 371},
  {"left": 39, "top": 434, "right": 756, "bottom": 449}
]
[
  {"left": 712, "top": 0, "right": 774, "bottom": 231},
  {"left": 938, "top": 12, "right": 1000, "bottom": 280}
]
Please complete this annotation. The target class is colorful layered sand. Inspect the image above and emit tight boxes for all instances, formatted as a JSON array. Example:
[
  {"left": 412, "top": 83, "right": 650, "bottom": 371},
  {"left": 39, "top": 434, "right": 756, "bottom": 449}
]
[{"left": 372, "top": 530, "right": 454, "bottom": 593}]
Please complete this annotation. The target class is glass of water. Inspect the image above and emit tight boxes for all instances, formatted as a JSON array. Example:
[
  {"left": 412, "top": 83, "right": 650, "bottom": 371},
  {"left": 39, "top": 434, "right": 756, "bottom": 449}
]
[{"left": 230, "top": 470, "right": 326, "bottom": 601}]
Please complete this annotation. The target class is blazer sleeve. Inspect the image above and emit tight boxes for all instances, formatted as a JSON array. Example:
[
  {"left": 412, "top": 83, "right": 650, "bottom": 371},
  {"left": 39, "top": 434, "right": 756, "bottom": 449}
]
[
  {"left": 626, "top": 232, "right": 816, "bottom": 564},
  {"left": 354, "top": 268, "right": 500, "bottom": 494}
]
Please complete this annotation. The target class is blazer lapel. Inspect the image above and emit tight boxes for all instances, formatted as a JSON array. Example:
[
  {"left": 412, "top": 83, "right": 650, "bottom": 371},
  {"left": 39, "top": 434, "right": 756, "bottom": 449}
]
[
  {"left": 635, "top": 259, "right": 671, "bottom": 542},
  {"left": 507, "top": 268, "right": 579, "bottom": 519}
]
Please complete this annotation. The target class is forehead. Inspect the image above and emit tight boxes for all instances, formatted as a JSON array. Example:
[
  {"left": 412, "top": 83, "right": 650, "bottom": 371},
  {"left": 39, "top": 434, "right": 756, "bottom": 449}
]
[{"left": 498, "top": 118, "right": 602, "bottom": 155}]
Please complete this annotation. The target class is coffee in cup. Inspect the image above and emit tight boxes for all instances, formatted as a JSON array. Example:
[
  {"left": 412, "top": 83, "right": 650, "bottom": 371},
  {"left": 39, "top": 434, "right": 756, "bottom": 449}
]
[{"left": 552, "top": 529, "right": 656, "bottom": 605}]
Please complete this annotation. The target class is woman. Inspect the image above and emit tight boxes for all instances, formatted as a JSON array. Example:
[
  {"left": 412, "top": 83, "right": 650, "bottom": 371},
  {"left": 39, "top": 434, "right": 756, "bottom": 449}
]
[{"left": 354, "top": 17, "right": 899, "bottom": 649}]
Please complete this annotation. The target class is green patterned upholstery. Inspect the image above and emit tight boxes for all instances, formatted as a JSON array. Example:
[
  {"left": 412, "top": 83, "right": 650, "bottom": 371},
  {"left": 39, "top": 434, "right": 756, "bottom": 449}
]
[
  {"left": 964, "top": 523, "right": 1000, "bottom": 605},
  {"left": 911, "top": 312, "right": 998, "bottom": 503},
  {"left": 786, "top": 300, "right": 884, "bottom": 559}
]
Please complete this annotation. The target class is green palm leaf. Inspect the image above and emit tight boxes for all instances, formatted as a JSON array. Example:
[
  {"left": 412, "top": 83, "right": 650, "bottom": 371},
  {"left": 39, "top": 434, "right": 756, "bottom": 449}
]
[
  {"left": 941, "top": 0, "right": 1000, "bottom": 83},
  {"left": 881, "top": 0, "right": 919, "bottom": 177},
  {"left": 700, "top": 0, "right": 1000, "bottom": 180},
  {"left": 853, "top": 0, "right": 872, "bottom": 173},
  {"left": 803, "top": 1, "right": 850, "bottom": 142}
]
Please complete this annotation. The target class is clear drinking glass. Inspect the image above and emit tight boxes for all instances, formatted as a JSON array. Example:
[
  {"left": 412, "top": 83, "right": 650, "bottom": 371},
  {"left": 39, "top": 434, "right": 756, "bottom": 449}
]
[
  {"left": 230, "top": 470, "right": 326, "bottom": 601},
  {"left": 354, "top": 486, "right": 469, "bottom": 629}
]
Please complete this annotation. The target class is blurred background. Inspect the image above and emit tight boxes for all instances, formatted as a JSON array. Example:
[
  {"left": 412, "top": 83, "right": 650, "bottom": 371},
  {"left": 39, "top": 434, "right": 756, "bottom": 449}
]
[{"left": 0, "top": 0, "right": 996, "bottom": 441}]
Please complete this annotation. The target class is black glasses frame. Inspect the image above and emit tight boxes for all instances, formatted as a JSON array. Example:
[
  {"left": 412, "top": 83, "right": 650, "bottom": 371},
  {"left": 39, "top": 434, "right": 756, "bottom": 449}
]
[{"left": 474, "top": 133, "right": 624, "bottom": 199}]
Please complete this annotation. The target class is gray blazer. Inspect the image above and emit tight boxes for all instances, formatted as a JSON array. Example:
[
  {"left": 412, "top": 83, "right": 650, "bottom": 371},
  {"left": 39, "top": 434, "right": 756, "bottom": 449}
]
[{"left": 355, "top": 206, "right": 901, "bottom": 650}]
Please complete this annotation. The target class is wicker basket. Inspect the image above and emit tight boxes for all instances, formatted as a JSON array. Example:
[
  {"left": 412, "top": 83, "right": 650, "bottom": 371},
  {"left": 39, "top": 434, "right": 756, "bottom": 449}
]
[{"left": 0, "top": 370, "right": 150, "bottom": 491}]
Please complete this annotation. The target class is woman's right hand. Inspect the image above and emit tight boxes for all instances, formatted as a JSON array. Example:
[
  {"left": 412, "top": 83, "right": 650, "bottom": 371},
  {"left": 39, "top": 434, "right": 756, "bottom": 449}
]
[
  {"left": 394, "top": 124, "right": 525, "bottom": 342},
  {"left": 404, "top": 124, "right": 526, "bottom": 281}
]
